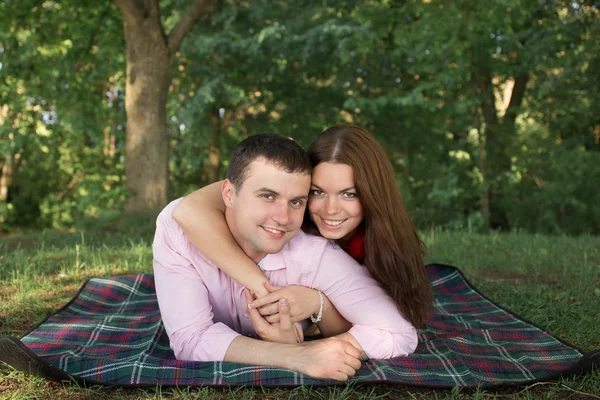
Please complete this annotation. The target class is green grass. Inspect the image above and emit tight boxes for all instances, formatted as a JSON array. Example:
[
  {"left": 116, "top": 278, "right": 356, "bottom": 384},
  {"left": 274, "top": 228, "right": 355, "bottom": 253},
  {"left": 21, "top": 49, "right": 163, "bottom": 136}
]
[{"left": 1, "top": 218, "right": 599, "bottom": 399}]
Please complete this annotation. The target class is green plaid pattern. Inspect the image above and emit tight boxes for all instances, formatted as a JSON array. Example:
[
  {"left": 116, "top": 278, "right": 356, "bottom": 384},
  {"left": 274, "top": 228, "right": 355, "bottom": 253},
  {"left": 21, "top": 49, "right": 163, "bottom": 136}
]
[{"left": 5, "top": 264, "right": 598, "bottom": 387}]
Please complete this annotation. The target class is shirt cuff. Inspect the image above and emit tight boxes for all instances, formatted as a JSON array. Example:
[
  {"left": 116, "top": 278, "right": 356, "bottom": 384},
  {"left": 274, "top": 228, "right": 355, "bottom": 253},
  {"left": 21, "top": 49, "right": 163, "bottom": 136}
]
[
  {"left": 348, "top": 325, "right": 417, "bottom": 359},
  {"left": 174, "top": 322, "right": 242, "bottom": 362}
]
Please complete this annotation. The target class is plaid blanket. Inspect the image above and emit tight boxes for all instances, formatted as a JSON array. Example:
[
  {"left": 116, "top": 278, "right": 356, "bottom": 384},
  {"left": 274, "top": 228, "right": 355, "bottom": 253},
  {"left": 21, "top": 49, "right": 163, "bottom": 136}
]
[{"left": 1, "top": 264, "right": 598, "bottom": 388}]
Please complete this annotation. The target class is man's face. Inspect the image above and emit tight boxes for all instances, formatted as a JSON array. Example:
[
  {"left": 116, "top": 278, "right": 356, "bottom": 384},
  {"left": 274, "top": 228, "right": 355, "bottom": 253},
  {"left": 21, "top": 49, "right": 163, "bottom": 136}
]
[{"left": 222, "top": 158, "right": 311, "bottom": 263}]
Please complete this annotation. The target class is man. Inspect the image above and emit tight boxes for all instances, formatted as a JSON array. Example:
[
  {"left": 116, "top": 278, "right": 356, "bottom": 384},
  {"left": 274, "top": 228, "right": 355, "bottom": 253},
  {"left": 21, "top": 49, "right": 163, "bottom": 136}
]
[{"left": 153, "top": 134, "right": 416, "bottom": 381}]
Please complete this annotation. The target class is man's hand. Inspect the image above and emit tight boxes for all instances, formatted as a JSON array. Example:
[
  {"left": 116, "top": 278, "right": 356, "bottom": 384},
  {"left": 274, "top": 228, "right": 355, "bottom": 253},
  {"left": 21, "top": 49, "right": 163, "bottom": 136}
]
[
  {"left": 245, "top": 289, "right": 304, "bottom": 344},
  {"left": 248, "top": 282, "right": 321, "bottom": 323},
  {"left": 288, "top": 338, "right": 362, "bottom": 381}
]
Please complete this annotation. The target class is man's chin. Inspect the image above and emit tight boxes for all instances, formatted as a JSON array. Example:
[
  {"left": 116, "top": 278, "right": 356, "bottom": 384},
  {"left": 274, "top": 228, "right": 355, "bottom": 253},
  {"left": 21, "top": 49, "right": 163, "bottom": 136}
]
[
  {"left": 258, "top": 229, "right": 299, "bottom": 253},
  {"left": 263, "top": 242, "right": 287, "bottom": 254},
  {"left": 261, "top": 236, "right": 294, "bottom": 254}
]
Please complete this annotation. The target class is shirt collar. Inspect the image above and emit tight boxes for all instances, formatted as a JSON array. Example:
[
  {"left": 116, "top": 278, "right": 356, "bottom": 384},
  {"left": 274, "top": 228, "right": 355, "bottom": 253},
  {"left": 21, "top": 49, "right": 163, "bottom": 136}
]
[{"left": 257, "top": 252, "right": 286, "bottom": 271}]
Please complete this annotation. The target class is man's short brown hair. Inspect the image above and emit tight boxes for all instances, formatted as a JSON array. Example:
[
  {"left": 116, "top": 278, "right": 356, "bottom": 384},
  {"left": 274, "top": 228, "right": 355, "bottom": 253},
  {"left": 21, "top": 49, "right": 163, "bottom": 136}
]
[{"left": 226, "top": 134, "right": 311, "bottom": 191}]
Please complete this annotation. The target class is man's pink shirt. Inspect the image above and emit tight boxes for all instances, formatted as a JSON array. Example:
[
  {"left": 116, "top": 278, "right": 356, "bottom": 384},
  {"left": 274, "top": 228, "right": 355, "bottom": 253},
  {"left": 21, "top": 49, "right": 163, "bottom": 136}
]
[{"left": 153, "top": 199, "right": 417, "bottom": 362}]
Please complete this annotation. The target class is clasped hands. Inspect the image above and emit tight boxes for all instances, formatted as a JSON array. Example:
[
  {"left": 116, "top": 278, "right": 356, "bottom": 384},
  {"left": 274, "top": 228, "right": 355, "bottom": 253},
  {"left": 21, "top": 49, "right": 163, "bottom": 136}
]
[
  {"left": 244, "top": 283, "right": 362, "bottom": 382},
  {"left": 249, "top": 282, "right": 321, "bottom": 323},
  {"left": 243, "top": 282, "right": 320, "bottom": 344}
]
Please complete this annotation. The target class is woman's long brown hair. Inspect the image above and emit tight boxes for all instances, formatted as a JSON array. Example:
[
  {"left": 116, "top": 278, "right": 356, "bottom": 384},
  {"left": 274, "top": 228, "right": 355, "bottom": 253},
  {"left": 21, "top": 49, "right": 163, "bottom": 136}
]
[{"left": 305, "top": 125, "right": 433, "bottom": 329}]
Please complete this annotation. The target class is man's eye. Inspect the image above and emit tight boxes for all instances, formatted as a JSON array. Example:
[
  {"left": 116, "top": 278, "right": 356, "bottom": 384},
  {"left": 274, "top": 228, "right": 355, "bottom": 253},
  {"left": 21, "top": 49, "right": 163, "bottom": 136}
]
[
  {"left": 290, "top": 199, "right": 304, "bottom": 207},
  {"left": 343, "top": 192, "right": 357, "bottom": 199},
  {"left": 262, "top": 194, "right": 274, "bottom": 200},
  {"left": 310, "top": 189, "right": 324, "bottom": 196}
]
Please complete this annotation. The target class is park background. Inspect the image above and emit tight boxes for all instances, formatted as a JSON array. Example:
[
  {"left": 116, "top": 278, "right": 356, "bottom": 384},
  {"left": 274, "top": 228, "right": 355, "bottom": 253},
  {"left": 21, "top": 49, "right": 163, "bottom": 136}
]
[
  {"left": 1, "top": 1, "right": 600, "bottom": 399},
  {"left": 1, "top": 0, "right": 599, "bottom": 235}
]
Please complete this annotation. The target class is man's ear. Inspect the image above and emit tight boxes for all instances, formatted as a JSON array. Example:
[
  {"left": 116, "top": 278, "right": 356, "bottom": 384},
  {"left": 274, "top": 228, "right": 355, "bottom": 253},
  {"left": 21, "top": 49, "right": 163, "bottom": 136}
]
[{"left": 221, "top": 179, "right": 235, "bottom": 207}]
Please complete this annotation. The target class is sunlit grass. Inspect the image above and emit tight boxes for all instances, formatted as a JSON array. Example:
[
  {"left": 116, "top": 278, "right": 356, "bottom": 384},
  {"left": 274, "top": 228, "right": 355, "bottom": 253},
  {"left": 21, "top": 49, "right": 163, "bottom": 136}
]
[{"left": 1, "top": 220, "right": 599, "bottom": 399}]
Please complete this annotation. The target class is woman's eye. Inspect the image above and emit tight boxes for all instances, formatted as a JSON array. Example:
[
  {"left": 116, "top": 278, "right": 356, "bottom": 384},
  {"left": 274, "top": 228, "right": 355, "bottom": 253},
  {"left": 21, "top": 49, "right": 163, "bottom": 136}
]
[
  {"left": 343, "top": 192, "right": 357, "bottom": 198},
  {"left": 310, "top": 189, "right": 324, "bottom": 196}
]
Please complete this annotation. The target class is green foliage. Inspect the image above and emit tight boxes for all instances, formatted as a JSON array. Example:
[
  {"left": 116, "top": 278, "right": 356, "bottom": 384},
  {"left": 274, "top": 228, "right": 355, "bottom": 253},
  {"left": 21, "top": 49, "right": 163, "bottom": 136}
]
[
  {"left": 507, "top": 146, "right": 600, "bottom": 235},
  {"left": 1, "top": 0, "right": 598, "bottom": 234},
  {"left": 0, "top": 1, "right": 127, "bottom": 227}
]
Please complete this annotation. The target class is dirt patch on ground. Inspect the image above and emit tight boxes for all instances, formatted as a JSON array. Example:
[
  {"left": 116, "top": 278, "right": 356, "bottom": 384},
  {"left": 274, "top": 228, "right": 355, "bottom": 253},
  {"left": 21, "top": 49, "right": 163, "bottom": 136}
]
[
  {"left": 0, "top": 284, "right": 18, "bottom": 299},
  {"left": 0, "top": 236, "right": 37, "bottom": 250}
]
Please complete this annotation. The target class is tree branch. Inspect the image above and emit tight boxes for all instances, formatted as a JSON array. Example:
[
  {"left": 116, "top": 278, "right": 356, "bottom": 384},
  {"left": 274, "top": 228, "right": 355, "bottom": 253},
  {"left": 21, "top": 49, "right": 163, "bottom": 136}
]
[{"left": 167, "top": 0, "right": 221, "bottom": 53}]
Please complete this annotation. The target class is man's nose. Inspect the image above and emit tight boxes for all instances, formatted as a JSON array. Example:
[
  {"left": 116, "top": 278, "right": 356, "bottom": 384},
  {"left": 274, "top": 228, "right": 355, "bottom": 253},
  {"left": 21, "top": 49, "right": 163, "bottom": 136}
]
[{"left": 272, "top": 202, "right": 290, "bottom": 225}]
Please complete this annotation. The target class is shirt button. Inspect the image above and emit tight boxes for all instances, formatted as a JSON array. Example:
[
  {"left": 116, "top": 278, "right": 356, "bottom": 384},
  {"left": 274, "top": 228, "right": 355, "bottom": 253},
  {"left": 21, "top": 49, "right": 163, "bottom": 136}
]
[{"left": 244, "top": 313, "right": 249, "bottom": 319}]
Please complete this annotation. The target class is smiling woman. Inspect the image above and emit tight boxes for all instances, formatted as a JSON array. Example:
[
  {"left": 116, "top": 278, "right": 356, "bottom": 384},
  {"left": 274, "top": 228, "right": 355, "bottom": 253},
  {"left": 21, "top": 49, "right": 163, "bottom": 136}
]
[{"left": 301, "top": 125, "right": 433, "bottom": 329}]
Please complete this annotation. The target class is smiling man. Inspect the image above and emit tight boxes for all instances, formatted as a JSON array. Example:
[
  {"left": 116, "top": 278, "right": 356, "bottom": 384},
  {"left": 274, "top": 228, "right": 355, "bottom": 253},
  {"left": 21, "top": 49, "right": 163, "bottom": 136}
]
[{"left": 153, "top": 134, "right": 416, "bottom": 381}]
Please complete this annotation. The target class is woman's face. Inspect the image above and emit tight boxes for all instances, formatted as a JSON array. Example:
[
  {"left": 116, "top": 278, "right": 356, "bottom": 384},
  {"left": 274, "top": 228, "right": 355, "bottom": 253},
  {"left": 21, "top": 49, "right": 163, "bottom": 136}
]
[{"left": 308, "top": 162, "right": 364, "bottom": 241}]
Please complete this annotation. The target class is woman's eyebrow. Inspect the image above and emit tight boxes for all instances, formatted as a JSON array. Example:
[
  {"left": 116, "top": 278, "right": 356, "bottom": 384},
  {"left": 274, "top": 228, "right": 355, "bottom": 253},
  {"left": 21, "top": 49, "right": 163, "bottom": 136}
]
[{"left": 310, "top": 184, "right": 356, "bottom": 193}]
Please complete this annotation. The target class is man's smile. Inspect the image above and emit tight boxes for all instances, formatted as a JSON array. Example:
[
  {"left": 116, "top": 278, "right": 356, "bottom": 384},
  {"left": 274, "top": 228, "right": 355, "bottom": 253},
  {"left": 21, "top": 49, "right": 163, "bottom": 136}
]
[{"left": 261, "top": 226, "right": 286, "bottom": 237}]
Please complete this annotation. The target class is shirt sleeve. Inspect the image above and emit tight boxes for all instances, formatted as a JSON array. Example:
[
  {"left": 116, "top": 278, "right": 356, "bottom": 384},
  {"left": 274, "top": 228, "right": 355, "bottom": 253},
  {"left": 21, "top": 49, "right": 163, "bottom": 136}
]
[
  {"left": 152, "top": 211, "right": 240, "bottom": 361},
  {"left": 308, "top": 242, "right": 418, "bottom": 359}
]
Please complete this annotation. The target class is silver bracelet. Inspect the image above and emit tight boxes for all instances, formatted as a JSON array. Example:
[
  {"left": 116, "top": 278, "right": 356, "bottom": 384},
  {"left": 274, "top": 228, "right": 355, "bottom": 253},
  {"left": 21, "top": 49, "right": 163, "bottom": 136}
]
[{"left": 310, "top": 290, "right": 324, "bottom": 323}]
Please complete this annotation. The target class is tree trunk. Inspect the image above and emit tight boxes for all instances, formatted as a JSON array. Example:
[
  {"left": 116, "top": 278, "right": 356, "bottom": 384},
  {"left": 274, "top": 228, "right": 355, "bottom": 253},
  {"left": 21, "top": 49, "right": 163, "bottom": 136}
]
[
  {"left": 123, "top": 19, "right": 171, "bottom": 212},
  {"left": 485, "top": 123, "right": 511, "bottom": 230},
  {"left": 115, "top": 0, "right": 221, "bottom": 212},
  {"left": 475, "top": 65, "right": 529, "bottom": 231}
]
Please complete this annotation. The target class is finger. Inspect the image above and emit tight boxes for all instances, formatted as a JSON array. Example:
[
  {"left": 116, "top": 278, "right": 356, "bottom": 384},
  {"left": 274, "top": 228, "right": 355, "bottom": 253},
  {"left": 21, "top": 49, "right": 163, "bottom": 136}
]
[
  {"left": 244, "top": 288, "right": 254, "bottom": 306},
  {"left": 249, "top": 293, "right": 282, "bottom": 309},
  {"left": 247, "top": 304, "right": 268, "bottom": 325},
  {"left": 258, "top": 303, "right": 279, "bottom": 316},
  {"left": 248, "top": 308, "right": 274, "bottom": 337},
  {"left": 246, "top": 292, "right": 275, "bottom": 335},
  {"left": 344, "top": 343, "right": 362, "bottom": 359},
  {"left": 339, "top": 363, "right": 358, "bottom": 377},
  {"left": 345, "top": 355, "right": 362, "bottom": 371},
  {"left": 289, "top": 311, "right": 302, "bottom": 323},
  {"left": 264, "top": 281, "right": 283, "bottom": 292},
  {"left": 278, "top": 298, "right": 292, "bottom": 331},
  {"left": 265, "top": 314, "right": 280, "bottom": 323},
  {"left": 293, "top": 322, "right": 304, "bottom": 343},
  {"left": 332, "top": 372, "right": 349, "bottom": 382},
  {"left": 249, "top": 290, "right": 261, "bottom": 299}
]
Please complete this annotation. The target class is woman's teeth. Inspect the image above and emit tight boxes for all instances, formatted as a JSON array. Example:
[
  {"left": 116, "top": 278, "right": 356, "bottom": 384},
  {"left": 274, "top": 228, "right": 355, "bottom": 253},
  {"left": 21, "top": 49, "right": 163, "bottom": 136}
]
[{"left": 324, "top": 219, "right": 344, "bottom": 227}]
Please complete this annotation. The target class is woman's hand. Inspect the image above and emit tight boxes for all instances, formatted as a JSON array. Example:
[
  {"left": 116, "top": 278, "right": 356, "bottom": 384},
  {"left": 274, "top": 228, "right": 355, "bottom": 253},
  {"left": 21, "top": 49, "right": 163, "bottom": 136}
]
[
  {"left": 244, "top": 289, "right": 304, "bottom": 344},
  {"left": 248, "top": 282, "right": 321, "bottom": 323}
]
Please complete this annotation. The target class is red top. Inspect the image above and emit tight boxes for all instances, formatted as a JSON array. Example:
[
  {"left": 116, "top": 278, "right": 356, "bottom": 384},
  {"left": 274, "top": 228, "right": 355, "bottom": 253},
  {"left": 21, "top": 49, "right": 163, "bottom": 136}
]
[{"left": 343, "top": 230, "right": 365, "bottom": 260}]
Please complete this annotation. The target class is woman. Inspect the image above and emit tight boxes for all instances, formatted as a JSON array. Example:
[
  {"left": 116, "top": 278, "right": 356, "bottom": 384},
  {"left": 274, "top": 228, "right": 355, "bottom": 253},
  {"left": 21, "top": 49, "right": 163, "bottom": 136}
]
[{"left": 173, "top": 125, "right": 433, "bottom": 343}]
